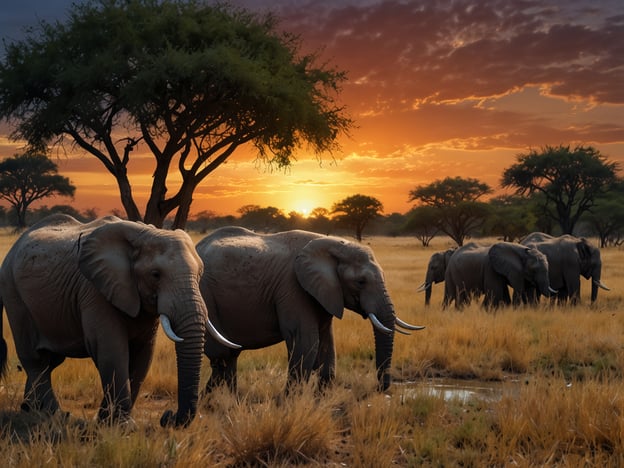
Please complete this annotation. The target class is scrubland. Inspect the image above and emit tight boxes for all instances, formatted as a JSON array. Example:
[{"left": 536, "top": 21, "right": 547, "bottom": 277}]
[{"left": 1, "top": 230, "right": 624, "bottom": 466}]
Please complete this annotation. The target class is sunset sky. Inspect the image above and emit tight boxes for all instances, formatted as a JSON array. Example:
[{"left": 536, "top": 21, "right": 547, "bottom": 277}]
[{"left": 1, "top": 0, "right": 623, "bottom": 218}]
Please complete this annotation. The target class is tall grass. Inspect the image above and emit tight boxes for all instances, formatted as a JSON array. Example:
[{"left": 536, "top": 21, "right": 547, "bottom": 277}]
[{"left": 1, "top": 232, "right": 624, "bottom": 465}]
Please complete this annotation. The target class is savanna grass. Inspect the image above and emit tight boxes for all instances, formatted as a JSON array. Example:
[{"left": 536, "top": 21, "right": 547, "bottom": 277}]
[{"left": 1, "top": 231, "right": 624, "bottom": 465}]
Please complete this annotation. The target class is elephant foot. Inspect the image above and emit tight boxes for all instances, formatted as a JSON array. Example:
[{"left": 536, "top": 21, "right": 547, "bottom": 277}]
[{"left": 159, "top": 409, "right": 196, "bottom": 428}]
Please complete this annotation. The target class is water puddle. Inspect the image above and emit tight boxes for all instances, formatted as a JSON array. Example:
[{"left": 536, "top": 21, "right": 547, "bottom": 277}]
[{"left": 397, "top": 378, "right": 520, "bottom": 404}]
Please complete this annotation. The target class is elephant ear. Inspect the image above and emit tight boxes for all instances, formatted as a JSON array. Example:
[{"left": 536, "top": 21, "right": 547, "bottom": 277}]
[
  {"left": 576, "top": 238, "right": 592, "bottom": 260},
  {"left": 79, "top": 221, "right": 146, "bottom": 317},
  {"left": 294, "top": 237, "right": 345, "bottom": 319},
  {"left": 489, "top": 242, "right": 524, "bottom": 289}
]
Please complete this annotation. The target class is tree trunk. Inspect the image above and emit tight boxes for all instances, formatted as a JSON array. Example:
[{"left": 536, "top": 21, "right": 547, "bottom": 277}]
[{"left": 115, "top": 172, "right": 141, "bottom": 222}]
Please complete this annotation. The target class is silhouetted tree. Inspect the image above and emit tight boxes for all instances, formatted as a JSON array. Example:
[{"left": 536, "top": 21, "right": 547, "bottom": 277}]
[
  {"left": 408, "top": 176, "right": 492, "bottom": 246},
  {"left": 501, "top": 145, "right": 619, "bottom": 234},
  {"left": 0, "top": 0, "right": 351, "bottom": 229},
  {"left": 584, "top": 180, "right": 624, "bottom": 247},
  {"left": 238, "top": 205, "right": 287, "bottom": 232},
  {"left": 307, "top": 207, "right": 333, "bottom": 235},
  {"left": 0, "top": 151, "right": 75, "bottom": 228},
  {"left": 484, "top": 195, "right": 536, "bottom": 242},
  {"left": 332, "top": 194, "right": 383, "bottom": 241},
  {"left": 404, "top": 206, "right": 440, "bottom": 246}
]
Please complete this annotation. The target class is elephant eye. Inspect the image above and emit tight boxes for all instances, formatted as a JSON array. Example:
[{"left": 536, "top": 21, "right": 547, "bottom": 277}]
[
  {"left": 357, "top": 277, "right": 367, "bottom": 288},
  {"left": 151, "top": 269, "right": 161, "bottom": 281}
]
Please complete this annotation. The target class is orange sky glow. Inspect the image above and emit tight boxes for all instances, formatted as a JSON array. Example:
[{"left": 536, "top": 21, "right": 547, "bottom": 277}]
[{"left": 1, "top": 0, "right": 623, "bottom": 218}]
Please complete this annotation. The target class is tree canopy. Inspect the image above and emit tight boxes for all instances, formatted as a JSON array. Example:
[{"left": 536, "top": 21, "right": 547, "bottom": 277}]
[
  {"left": 408, "top": 176, "right": 492, "bottom": 246},
  {"left": 0, "top": 151, "right": 75, "bottom": 228},
  {"left": 0, "top": 0, "right": 351, "bottom": 229},
  {"left": 501, "top": 145, "right": 619, "bottom": 234},
  {"left": 332, "top": 194, "right": 383, "bottom": 241}
]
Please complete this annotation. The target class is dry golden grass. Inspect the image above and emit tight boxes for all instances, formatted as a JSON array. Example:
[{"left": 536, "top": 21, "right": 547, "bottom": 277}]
[{"left": 1, "top": 232, "right": 624, "bottom": 465}]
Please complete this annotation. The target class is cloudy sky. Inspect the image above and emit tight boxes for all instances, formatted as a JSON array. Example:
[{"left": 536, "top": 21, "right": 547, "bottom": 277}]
[{"left": 1, "top": 0, "right": 623, "bottom": 217}]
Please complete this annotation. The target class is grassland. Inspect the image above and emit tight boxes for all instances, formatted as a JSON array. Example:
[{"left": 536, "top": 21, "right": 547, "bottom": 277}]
[{"left": 1, "top": 230, "right": 624, "bottom": 466}]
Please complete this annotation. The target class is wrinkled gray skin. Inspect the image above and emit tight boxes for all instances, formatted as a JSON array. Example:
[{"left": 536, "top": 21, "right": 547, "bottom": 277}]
[
  {"left": 520, "top": 232, "right": 609, "bottom": 304},
  {"left": 443, "top": 241, "right": 552, "bottom": 309},
  {"left": 197, "top": 226, "right": 423, "bottom": 394},
  {"left": 417, "top": 248, "right": 456, "bottom": 306},
  {"left": 0, "top": 214, "right": 237, "bottom": 428}
]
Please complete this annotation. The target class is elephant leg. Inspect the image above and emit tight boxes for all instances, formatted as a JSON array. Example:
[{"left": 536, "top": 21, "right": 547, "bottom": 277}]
[
  {"left": 21, "top": 351, "right": 65, "bottom": 414},
  {"left": 205, "top": 352, "right": 240, "bottom": 394},
  {"left": 315, "top": 316, "right": 336, "bottom": 388},
  {"left": 84, "top": 317, "right": 132, "bottom": 423},
  {"left": 285, "top": 327, "right": 320, "bottom": 390},
  {"left": 128, "top": 332, "right": 158, "bottom": 405}
]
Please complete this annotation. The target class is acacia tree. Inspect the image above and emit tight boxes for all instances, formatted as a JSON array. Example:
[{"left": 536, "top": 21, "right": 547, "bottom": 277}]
[
  {"left": 408, "top": 176, "right": 492, "bottom": 246},
  {"left": 584, "top": 180, "right": 624, "bottom": 247},
  {"left": 0, "top": 151, "right": 75, "bottom": 228},
  {"left": 332, "top": 194, "right": 383, "bottom": 241},
  {"left": 501, "top": 145, "right": 619, "bottom": 234},
  {"left": 0, "top": 0, "right": 351, "bottom": 229},
  {"left": 403, "top": 206, "right": 440, "bottom": 246}
]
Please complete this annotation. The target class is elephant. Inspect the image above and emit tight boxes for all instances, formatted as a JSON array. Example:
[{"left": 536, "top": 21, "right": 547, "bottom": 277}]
[
  {"left": 0, "top": 214, "right": 239, "bottom": 428},
  {"left": 417, "top": 248, "right": 456, "bottom": 306},
  {"left": 443, "top": 241, "right": 554, "bottom": 309},
  {"left": 196, "top": 226, "right": 423, "bottom": 394},
  {"left": 520, "top": 232, "right": 609, "bottom": 304}
]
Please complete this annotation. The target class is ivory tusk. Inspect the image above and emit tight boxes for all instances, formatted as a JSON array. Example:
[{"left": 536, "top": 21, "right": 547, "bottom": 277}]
[
  {"left": 594, "top": 280, "right": 610, "bottom": 291},
  {"left": 548, "top": 286, "right": 558, "bottom": 294},
  {"left": 369, "top": 313, "right": 393, "bottom": 335},
  {"left": 416, "top": 282, "right": 430, "bottom": 293},
  {"left": 395, "top": 317, "right": 425, "bottom": 331},
  {"left": 160, "top": 315, "right": 184, "bottom": 343},
  {"left": 206, "top": 318, "right": 242, "bottom": 349}
]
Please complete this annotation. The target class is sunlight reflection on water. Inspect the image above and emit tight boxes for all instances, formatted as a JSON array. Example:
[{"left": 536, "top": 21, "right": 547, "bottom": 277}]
[{"left": 398, "top": 378, "right": 521, "bottom": 403}]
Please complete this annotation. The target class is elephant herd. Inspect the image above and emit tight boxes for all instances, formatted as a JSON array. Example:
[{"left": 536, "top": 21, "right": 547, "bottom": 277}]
[
  {"left": 418, "top": 232, "right": 610, "bottom": 309},
  {"left": 0, "top": 215, "right": 423, "bottom": 428}
]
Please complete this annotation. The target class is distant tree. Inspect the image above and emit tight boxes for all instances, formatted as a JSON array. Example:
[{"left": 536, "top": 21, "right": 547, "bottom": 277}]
[
  {"left": 501, "top": 145, "right": 619, "bottom": 234},
  {"left": 331, "top": 194, "right": 383, "bottom": 241},
  {"left": 379, "top": 212, "right": 408, "bottom": 237},
  {"left": 0, "top": 151, "right": 75, "bottom": 228},
  {"left": 403, "top": 206, "right": 440, "bottom": 246},
  {"left": 408, "top": 176, "right": 492, "bottom": 246},
  {"left": 0, "top": 0, "right": 351, "bottom": 229},
  {"left": 484, "top": 195, "right": 536, "bottom": 242},
  {"left": 238, "top": 205, "right": 287, "bottom": 232},
  {"left": 307, "top": 207, "right": 333, "bottom": 235},
  {"left": 30, "top": 204, "right": 85, "bottom": 224},
  {"left": 287, "top": 211, "right": 308, "bottom": 230},
  {"left": 584, "top": 180, "right": 624, "bottom": 247}
]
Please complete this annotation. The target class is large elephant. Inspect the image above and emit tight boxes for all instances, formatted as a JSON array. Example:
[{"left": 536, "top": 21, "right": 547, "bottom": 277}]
[
  {"left": 0, "top": 214, "right": 239, "bottom": 428},
  {"left": 443, "top": 241, "right": 553, "bottom": 309},
  {"left": 196, "top": 226, "right": 423, "bottom": 394},
  {"left": 417, "top": 248, "right": 456, "bottom": 306},
  {"left": 520, "top": 232, "right": 609, "bottom": 304}
]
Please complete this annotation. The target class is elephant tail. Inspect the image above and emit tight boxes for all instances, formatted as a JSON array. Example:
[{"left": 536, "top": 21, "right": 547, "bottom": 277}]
[{"left": 0, "top": 294, "right": 7, "bottom": 379}]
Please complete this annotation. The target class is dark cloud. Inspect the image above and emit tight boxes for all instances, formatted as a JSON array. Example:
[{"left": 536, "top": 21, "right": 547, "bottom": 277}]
[{"left": 277, "top": 0, "right": 623, "bottom": 107}]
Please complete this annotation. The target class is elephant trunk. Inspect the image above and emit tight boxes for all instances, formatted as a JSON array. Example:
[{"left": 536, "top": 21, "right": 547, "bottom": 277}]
[
  {"left": 159, "top": 286, "right": 207, "bottom": 428},
  {"left": 370, "top": 290, "right": 396, "bottom": 392},
  {"left": 590, "top": 266, "right": 609, "bottom": 303},
  {"left": 424, "top": 281, "right": 433, "bottom": 306}
]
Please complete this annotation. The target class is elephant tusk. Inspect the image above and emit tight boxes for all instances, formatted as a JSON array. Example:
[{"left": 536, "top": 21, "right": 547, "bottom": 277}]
[
  {"left": 206, "top": 319, "right": 242, "bottom": 349},
  {"left": 416, "top": 282, "right": 430, "bottom": 293},
  {"left": 395, "top": 317, "right": 425, "bottom": 331},
  {"left": 369, "top": 313, "right": 393, "bottom": 335},
  {"left": 548, "top": 286, "right": 558, "bottom": 294},
  {"left": 160, "top": 315, "right": 184, "bottom": 343},
  {"left": 594, "top": 280, "right": 610, "bottom": 291}
]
